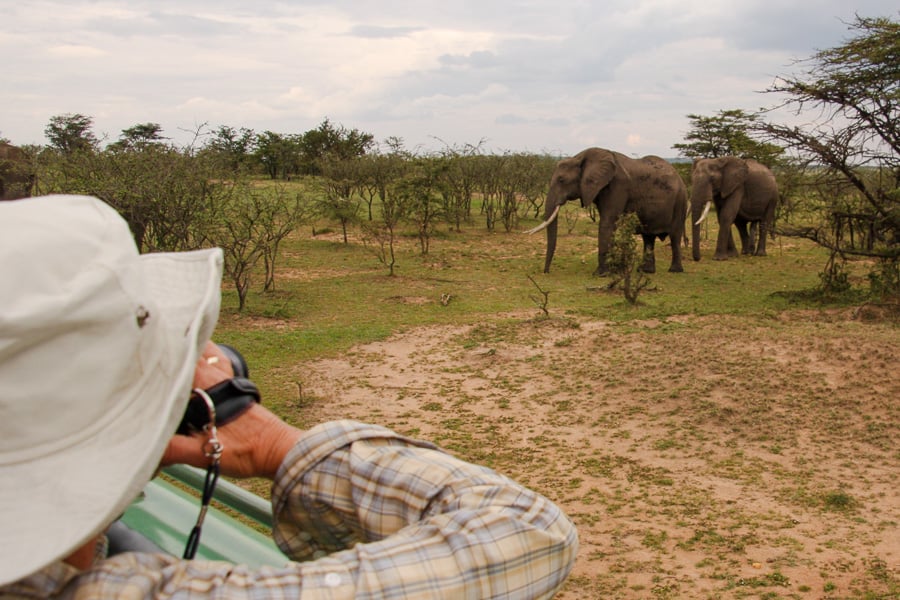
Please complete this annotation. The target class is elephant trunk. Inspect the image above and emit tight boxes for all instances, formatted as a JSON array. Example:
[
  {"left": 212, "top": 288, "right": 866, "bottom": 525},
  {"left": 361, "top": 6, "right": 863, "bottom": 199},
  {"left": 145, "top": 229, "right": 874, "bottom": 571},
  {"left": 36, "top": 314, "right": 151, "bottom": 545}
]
[
  {"left": 691, "top": 182, "right": 712, "bottom": 261},
  {"left": 544, "top": 217, "right": 559, "bottom": 273},
  {"left": 543, "top": 201, "right": 561, "bottom": 273}
]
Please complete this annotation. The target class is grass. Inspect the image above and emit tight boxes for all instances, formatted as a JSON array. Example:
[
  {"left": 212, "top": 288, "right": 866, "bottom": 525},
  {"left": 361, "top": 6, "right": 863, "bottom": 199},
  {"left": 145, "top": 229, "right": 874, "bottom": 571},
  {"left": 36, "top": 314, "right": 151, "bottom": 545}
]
[{"left": 215, "top": 213, "right": 845, "bottom": 362}]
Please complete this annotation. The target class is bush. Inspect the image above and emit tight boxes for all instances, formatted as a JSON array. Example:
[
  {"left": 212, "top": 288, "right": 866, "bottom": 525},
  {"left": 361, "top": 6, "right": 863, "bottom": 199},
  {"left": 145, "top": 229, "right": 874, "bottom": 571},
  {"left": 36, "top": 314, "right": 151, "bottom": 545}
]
[{"left": 607, "top": 213, "right": 651, "bottom": 304}]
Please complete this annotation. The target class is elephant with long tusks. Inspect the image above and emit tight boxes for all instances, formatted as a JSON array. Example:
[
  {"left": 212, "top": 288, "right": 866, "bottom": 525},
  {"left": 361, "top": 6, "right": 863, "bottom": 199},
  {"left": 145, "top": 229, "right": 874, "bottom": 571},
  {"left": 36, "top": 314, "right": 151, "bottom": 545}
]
[
  {"left": 690, "top": 157, "right": 778, "bottom": 261},
  {"left": 527, "top": 147, "right": 687, "bottom": 276}
]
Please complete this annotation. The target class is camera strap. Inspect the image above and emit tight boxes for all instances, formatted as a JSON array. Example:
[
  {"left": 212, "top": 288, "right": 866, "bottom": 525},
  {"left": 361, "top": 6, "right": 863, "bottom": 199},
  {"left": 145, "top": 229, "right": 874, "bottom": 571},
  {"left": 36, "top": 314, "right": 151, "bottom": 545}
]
[{"left": 182, "top": 388, "right": 223, "bottom": 560}]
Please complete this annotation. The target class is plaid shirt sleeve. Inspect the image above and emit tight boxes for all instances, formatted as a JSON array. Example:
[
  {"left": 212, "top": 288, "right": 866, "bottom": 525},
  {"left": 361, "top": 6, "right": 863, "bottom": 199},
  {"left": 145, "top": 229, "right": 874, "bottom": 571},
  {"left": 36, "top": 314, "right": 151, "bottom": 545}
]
[{"left": 1, "top": 420, "right": 578, "bottom": 599}]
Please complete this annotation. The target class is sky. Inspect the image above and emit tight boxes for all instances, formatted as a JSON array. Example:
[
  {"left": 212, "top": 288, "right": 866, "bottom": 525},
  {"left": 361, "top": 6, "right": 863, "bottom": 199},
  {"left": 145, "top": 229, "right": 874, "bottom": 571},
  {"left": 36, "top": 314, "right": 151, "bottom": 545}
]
[{"left": 2, "top": 1, "right": 897, "bottom": 158}]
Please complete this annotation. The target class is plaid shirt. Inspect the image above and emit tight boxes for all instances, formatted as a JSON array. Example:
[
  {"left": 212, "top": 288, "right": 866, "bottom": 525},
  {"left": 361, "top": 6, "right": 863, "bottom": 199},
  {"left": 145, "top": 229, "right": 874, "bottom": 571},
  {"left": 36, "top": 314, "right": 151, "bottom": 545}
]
[{"left": 2, "top": 420, "right": 578, "bottom": 599}]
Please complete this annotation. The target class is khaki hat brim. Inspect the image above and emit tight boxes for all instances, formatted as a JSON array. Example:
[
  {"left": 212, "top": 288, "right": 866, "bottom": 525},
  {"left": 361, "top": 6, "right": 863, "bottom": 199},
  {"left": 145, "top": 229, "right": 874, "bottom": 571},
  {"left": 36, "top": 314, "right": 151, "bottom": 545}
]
[{"left": 0, "top": 247, "right": 222, "bottom": 585}]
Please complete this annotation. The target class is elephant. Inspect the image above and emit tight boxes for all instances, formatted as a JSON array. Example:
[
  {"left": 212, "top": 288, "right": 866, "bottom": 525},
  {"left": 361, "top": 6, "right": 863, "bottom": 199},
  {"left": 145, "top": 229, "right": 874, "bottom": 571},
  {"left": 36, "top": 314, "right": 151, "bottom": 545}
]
[
  {"left": 0, "top": 142, "right": 36, "bottom": 200},
  {"left": 690, "top": 157, "right": 778, "bottom": 261},
  {"left": 527, "top": 147, "right": 687, "bottom": 275}
]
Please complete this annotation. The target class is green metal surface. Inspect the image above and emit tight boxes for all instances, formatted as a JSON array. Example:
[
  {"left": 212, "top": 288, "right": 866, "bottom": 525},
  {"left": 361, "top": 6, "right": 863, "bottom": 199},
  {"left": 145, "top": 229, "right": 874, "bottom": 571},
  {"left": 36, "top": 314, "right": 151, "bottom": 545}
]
[
  {"left": 162, "top": 465, "right": 275, "bottom": 529},
  {"left": 120, "top": 467, "right": 288, "bottom": 568}
]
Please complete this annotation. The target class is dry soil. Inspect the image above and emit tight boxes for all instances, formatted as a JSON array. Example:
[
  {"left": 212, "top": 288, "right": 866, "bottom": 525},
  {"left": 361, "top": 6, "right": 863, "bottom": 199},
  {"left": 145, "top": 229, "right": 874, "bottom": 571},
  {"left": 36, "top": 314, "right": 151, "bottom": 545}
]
[{"left": 289, "top": 307, "right": 898, "bottom": 599}]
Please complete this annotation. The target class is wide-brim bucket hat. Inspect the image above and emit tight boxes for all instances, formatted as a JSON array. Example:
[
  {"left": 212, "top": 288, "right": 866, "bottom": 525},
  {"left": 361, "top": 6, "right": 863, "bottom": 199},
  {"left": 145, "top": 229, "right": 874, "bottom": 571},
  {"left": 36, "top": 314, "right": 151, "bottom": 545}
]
[{"left": 0, "top": 195, "right": 223, "bottom": 585}]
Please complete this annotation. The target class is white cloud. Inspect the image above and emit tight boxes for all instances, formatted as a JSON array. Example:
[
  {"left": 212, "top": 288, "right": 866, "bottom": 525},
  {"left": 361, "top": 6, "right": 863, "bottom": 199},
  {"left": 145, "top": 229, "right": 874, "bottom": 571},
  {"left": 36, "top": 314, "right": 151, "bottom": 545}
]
[
  {"left": 45, "top": 43, "right": 106, "bottom": 58},
  {"left": 1, "top": 0, "right": 897, "bottom": 156}
]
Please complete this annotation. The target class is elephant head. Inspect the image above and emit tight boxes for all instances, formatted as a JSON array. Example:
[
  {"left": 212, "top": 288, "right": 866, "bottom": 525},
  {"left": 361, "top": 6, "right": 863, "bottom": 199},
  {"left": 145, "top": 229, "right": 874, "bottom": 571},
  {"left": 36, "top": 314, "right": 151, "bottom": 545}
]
[
  {"left": 0, "top": 142, "right": 36, "bottom": 200},
  {"left": 527, "top": 148, "right": 626, "bottom": 273},
  {"left": 690, "top": 156, "right": 748, "bottom": 261}
]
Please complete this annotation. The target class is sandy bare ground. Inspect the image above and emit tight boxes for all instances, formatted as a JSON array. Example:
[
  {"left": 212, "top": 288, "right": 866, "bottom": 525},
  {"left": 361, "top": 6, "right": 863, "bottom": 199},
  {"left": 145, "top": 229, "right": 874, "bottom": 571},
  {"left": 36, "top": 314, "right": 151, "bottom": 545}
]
[{"left": 288, "top": 308, "right": 898, "bottom": 599}]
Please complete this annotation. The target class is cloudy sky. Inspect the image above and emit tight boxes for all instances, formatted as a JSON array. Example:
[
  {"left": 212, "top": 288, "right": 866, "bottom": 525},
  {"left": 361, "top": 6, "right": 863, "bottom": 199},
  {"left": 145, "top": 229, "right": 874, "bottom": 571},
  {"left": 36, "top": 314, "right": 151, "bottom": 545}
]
[{"left": 2, "top": 1, "right": 896, "bottom": 157}]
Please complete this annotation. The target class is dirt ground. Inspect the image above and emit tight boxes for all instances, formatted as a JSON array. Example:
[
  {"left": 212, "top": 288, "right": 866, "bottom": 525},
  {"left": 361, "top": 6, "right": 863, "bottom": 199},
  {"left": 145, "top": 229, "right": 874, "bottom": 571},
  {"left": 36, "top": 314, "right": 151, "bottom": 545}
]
[{"left": 290, "top": 307, "right": 898, "bottom": 599}]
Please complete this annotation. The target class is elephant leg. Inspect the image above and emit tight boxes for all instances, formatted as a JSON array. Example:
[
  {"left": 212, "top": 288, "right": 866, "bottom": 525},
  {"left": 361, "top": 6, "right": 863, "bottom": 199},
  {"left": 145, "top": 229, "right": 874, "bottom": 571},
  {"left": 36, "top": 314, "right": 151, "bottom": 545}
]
[
  {"left": 595, "top": 215, "right": 616, "bottom": 276},
  {"left": 735, "top": 220, "right": 753, "bottom": 255},
  {"left": 729, "top": 229, "right": 741, "bottom": 257},
  {"left": 754, "top": 221, "right": 768, "bottom": 256},
  {"left": 747, "top": 221, "right": 759, "bottom": 255},
  {"left": 640, "top": 234, "right": 656, "bottom": 273},
  {"left": 715, "top": 209, "right": 740, "bottom": 260},
  {"left": 668, "top": 233, "right": 684, "bottom": 272},
  {"left": 716, "top": 227, "right": 738, "bottom": 260}
]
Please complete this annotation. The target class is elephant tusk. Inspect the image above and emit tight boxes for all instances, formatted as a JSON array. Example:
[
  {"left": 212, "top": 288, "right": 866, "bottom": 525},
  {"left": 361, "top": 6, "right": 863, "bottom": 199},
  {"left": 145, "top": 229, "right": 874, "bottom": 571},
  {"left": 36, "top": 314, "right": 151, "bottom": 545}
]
[
  {"left": 694, "top": 201, "right": 712, "bottom": 226},
  {"left": 524, "top": 205, "right": 561, "bottom": 234}
]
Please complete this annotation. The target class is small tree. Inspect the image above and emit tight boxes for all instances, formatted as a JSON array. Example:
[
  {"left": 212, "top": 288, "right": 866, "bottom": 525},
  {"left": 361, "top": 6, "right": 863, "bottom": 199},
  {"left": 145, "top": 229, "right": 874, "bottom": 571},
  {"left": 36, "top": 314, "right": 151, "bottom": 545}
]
[
  {"left": 205, "top": 125, "right": 257, "bottom": 173},
  {"left": 298, "top": 118, "right": 375, "bottom": 175},
  {"left": 255, "top": 131, "right": 301, "bottom": 180},
  {"left": 674, "top": 109, "right": 784, "bottom": 165},
  {"left": 317, "top": 158, "right": 363, "bottom": 243},
  {"left": 361, "top": 184, "right": 408, "bottom": 276},
  {"left": 109, "top": 123, "right": 166, "bottom": 151},
  {"left": 256, "top": 187, "right": 310, "bottom": 292},
  {"left": 437, "top": 143, "right": 483, "bottom": 231},
  {"left": 202, "top": 186, "right": 267, "bottom": 312},
  {"left": 607, "top": 213, "right": 651, "bottom": 305},
  {"left": 357, "top": 144, "right": 408, "bottom": 221},
  {"left": 44, "top": 113, "right": 98, "bottom": 154},
  {"left": 395, "top": 157, "right": 445, "bottom": 255}
]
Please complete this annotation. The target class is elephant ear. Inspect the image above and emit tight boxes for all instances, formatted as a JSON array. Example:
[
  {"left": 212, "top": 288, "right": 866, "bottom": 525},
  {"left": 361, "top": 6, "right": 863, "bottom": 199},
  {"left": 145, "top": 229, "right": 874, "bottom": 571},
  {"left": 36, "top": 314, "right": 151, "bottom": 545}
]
[
  {"left": 580, "top": 148, "right": 620, "bottom": 206},
  {"left": 720, "top": 157, "right": 749, "bottom": 198}
]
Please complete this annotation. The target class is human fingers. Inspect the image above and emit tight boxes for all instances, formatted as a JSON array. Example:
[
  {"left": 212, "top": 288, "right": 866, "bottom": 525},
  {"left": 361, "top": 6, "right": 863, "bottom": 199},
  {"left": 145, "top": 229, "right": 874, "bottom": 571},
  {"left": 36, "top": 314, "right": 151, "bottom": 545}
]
[{"left": 193, "top": 341, "right": 233, "bottom": 390}]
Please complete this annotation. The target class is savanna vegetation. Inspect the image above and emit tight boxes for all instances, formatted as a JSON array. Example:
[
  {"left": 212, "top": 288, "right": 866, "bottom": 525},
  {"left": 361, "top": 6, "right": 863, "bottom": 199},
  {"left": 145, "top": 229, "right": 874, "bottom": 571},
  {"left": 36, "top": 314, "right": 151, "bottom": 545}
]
[
  {"left": 2, "top": 15, "right": 897, "bottom": 599},
  {"left": 6, "top": 17, "right": 896, "bottom": 310}
]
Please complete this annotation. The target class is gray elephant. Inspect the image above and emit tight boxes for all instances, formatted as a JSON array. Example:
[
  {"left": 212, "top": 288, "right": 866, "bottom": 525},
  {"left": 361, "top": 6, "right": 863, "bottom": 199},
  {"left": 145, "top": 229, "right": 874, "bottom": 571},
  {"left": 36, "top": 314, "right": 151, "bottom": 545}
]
[
  {"left": 0, "top": 142, "right": 36, "bottom": 200},
  {"left": 691, "top": 157, "right": 778, "bottom": 261},
  {"left": 528, "top": 147, "right": 686, "bottom": 275}
]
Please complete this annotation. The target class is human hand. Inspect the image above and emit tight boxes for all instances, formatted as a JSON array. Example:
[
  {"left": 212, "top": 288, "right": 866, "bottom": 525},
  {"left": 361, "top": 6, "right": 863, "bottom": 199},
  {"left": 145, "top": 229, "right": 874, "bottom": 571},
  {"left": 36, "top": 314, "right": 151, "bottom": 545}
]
[
  {"left": 161, "top": 342, "right": 302, "bottom": 479},
  {"left": 163, "top": 404, "right": 302, "bottom": 479},
  {"left": 193, "top": 341, "right": 234, "bottom": 390}
]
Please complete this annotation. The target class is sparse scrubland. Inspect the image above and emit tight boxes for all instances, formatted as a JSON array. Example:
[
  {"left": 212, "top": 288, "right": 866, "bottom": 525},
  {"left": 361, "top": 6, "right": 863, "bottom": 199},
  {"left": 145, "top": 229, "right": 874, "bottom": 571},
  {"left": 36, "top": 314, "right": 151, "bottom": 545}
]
[{"left": 214, "top": 215, "right": 897, "bottom": 599}]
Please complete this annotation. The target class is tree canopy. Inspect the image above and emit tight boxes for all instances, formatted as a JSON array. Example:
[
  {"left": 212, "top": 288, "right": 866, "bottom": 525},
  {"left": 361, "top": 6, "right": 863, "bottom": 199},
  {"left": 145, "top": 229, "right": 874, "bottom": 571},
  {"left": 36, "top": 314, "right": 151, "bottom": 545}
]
[
  {"left": 673, "top": 109, "right": 783, "bottom": 166},
  {"left": 44, "top": 113, "right": 98, "bottom": 154},
  {"left": 758, "top": 15, "right": 898, "bottom": 296}
]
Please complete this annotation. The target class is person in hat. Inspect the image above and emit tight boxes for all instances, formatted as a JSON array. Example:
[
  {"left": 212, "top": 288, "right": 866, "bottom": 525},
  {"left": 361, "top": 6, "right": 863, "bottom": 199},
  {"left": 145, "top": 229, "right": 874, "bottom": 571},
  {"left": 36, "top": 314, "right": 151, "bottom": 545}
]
[{"left": 0, "top": 195, "right": 578, "bottom": 598}]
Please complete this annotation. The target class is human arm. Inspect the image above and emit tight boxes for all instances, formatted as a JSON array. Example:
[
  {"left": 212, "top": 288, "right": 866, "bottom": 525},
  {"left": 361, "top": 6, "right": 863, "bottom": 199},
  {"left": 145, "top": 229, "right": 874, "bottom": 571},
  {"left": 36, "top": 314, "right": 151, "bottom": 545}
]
[
  {"left": 157, "top": 343, "right": 578, "bottom": 597},
  {"left": 16, "top": 419, "right": 577, "bottom": 599},
  {"left": 263, "top": 419, "right": 579, "bottom": 598}
]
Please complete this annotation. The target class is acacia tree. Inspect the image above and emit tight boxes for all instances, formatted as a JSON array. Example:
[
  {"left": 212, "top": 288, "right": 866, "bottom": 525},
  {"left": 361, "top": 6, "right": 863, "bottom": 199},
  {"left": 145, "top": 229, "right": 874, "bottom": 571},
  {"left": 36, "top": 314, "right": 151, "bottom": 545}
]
[
  {"left": 298, "top": 118, "right": 375, "bottom": 175},
  {"left": 395, "top": 157, "right": 445, "bottom": 255},
  {"left": 109, "top": 123, "right": 166, "bottom": 151},
  {"left": 317, "top": 157, "right": 363, "bottom": 244},
  {"left": 38, "top": 139, "right": 222, "bottom": 252},
  {"left": 435, "top": 141, "right": 485, "bottom": 231},
  {"left": 360, "top": 180, "right": 408, "bottom": 276},
  {"left": 255, "top": 187, "right": 310, "bottom": 292},
  {"left": 44, "top": 113, "right": 99, "bottom": 154},
  {"left": 205, "top": 125, "right": 257, "bottom": 173},
  {"left": 357, "top": 143, "right": 409, "bottom": 221},
  {"left": 674, "top": 109, "right": 783, "bottom": 165},
  {"left": 201, "top": 185, "right": 267, "bottom": 311},
  {"left": 757, "top": 15, "right": 899, "bottom": 298},
  {"left": 255, "top": 131, "right": 301, "bottom": 180}
]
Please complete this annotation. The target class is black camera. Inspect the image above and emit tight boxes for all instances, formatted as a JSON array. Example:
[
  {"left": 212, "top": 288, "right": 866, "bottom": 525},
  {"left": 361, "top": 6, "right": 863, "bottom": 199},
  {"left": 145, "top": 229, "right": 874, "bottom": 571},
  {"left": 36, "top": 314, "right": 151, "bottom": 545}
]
[{"left": 176, "top": 344, "right": 260, "bottom": 435}]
